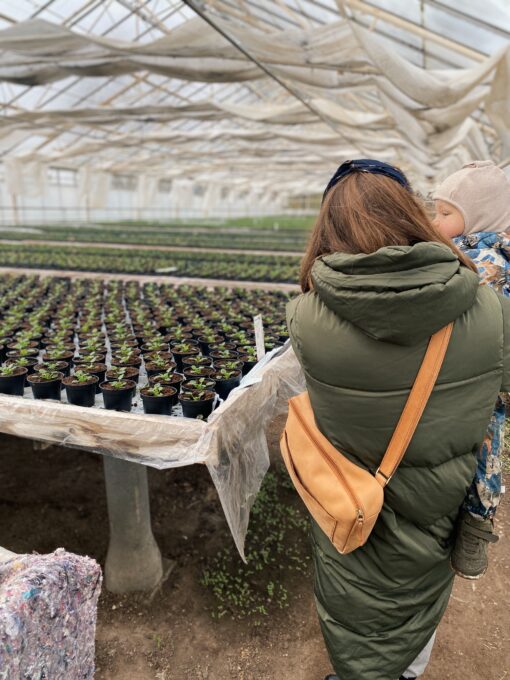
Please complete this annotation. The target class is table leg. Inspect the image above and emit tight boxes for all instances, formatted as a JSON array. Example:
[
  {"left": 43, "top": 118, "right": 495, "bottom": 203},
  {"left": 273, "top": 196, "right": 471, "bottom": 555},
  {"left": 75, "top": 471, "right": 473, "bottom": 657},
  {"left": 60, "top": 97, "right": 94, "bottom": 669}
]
[{"left": 103, "top": 456, "right": 163, "bottom": 593}]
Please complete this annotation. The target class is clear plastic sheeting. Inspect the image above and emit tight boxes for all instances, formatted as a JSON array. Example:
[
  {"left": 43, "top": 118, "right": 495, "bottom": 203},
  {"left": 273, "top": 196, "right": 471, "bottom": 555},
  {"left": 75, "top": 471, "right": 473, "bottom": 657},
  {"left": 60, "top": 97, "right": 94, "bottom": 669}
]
[
  {"left": 0, "top": 2, "right": 508, "bottom": 203},
  {"left": 0, "top": 346, "right": 305, "bottom": 558}
]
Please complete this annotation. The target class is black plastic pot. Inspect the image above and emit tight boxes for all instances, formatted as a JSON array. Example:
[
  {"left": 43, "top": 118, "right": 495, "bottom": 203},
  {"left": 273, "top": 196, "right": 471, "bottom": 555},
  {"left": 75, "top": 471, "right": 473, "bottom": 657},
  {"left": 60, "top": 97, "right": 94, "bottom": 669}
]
[
  {"left": 42, "top": 350, "right": 74, "bottom": 365},
  {"left": 209, "top": 350, "right": 240, "bottom": 362},
  {"left": 34, "top": 360, "right": 69, "bottom": 377},
  {"left": 105, "top": 367, "right": 140, "bottom": 384},
  {"left": 212, "top": 359, "right": 244, "bottom": 373},
  {"left": 212, "top": 371, "right": 242, "bottom": 400},
  {"left": 197, "top": 336, "right": 223, "bottom": 355},
  {"left": 182, "top": 378, "right": 216, "bottom": 394},
  {"left": 6, "top": 358, "right": 39, "bottom": 385},
  {"left": 172, "top": 348, "right": 200, "bottom": 372},
  {"left": 0, "top": 367, "right": 28, "bottom": 396},
  {"left": 63, "top": 375, "right": 99, "bottom": 407},
  {"left": 100, "top": 380, "right": 136, "bottom": 412},
  {"left": 182, "top": 366, "right": 216, "bottom": 380},
  {"left": 181, "top": 355, "right": 211, "bottom": 368},
  {"left": 145, "top": 361, "right": 176, "bottom": 378},
  {"left": 178, "top": 390, "right": 215, "bottom": 419},
  {"left": 140, "top": 386, "right": 176, "bottom": 416},
  {"left": 239, "top": 355, "right": 257, "bottom": 375},
  {"left": 80, "top": 363, "right": 107, "bottom": 394},
  {"left": 111, "top": 356, "right": 142, "bottom": 369},
  {"left": 6, "top": 348, "right": 39, "bottom": 360},
  {"left": 149, "top": 373, "right": 183, "bottom": 405},
  {"left": 74, "top": 353, "right": 107, "bottom": 365},
  {"left": 27, "top": 372, "right": 64, "bottom": 400}
]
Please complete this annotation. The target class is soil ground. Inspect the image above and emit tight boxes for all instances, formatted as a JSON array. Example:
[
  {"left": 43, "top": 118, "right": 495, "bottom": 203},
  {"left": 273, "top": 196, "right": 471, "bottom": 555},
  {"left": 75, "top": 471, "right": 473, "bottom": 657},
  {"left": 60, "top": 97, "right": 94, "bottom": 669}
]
[{"left": 0, "top": 418, "right": 508, "bottom": 680}]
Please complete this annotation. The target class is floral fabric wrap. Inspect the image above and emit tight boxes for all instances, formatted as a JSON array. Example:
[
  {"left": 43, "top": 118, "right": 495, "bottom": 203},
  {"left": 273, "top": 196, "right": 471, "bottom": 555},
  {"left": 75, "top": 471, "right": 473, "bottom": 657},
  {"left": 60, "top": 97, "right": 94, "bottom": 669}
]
[{"left": 455, "top": 231, "right": 509, "bottom": 518}]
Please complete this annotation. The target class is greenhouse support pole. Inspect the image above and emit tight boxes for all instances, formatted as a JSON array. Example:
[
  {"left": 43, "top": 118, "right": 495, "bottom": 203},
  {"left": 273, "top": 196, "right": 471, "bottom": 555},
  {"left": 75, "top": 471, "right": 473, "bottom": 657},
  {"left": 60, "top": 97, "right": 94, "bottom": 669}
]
[{"left": 103, "top": 456, "right": 163, "bottom": 593}]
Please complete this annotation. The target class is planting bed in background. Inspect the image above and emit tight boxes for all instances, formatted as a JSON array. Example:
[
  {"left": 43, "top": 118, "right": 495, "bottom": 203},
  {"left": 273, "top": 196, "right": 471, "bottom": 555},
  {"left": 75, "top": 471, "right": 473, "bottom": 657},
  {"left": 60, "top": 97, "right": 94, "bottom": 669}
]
[
  {"left": 0, "top": 244, "right": 299, "bottom": 282},
  {"left": 0, "top": 225, "right": 309, "bottom": 253},
  {"left": 0, "top": 215, "right": 312, "bottom": 252},
  {"left": 0, "top": 273, "right": 291, "bottom": 419}
]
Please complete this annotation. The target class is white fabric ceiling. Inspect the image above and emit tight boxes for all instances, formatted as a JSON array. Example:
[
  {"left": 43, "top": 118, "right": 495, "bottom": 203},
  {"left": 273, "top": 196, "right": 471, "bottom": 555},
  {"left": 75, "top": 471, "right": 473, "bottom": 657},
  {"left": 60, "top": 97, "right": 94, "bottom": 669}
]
[{"left": 0, "top": 0, "right": 508, "bottom": 196}]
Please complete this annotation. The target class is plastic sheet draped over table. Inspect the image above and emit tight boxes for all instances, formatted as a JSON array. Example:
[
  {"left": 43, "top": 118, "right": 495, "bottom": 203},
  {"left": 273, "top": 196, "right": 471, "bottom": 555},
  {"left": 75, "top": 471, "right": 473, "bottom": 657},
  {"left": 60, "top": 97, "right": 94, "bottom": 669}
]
[{"left": 0, "top": 346, "right": 305, "bottom": 559}]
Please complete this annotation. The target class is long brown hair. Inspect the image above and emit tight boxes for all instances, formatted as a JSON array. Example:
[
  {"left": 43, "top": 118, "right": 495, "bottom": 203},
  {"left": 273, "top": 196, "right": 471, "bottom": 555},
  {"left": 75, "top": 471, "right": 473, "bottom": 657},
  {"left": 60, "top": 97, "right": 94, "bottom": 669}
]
[{"left": 300, "top": 172, "right": 477, "bottom": 291}]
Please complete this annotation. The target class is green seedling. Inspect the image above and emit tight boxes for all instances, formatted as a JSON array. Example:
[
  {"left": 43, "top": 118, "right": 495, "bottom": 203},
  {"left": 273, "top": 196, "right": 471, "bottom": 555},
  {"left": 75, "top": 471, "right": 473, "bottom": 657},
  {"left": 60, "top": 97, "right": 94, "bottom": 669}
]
[
  {"left": 186, "top": 378, "right": 212, "bottom": 391},
  {"left": 144, "top": 383, "right": 165, "bottom": 397},
  {"left": 109, "top": 380, "right": 129, "bottom": 389},
  {"left": 109, "top": 366, "right": 128, "bottom": 380},
  {"left": 0, "top": 364, "right": 19, "bottom": 376},
  {"left": 173, "top": 343, "right": 193, "bottom": 353},
  {"left": 217, "top": 368, "right": 237, "bottom": 380},
  {"left": 153, "top": 370, "right": 174, "bottom": 382},
  {"left": 37, "top": 368, "right": 59, "bottom": 381},
  {"left": 71, "top": 370, "right": 92, "bottom": 384}
]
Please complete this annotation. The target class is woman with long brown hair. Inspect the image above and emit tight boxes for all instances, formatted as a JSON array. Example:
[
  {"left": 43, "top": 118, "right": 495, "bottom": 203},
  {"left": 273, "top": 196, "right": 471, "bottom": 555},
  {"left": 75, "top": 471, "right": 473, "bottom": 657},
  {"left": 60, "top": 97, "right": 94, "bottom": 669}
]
[{"left": 286, "top": 160, "right": 510, "bottom": 679}]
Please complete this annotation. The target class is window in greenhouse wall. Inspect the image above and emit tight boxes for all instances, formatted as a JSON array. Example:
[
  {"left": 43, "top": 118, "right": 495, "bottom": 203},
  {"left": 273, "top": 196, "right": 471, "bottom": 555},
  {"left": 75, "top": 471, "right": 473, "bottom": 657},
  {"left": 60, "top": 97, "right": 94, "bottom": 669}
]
[
  {"left": 287, "top": 194, "right": 322, "bottom": 211},
  {"left": 220, "top": 187, "right": 230, "bottom": 200},
  {"left": 48, "top": 167, "right": 78, "bottom": 187},
  {"left": 158, "top": 179, "right": 172, "bottom": 193},
  {"left": 111, "top": 174, "right": 138, "bottom": 191},
  {"left": 193, "top": 184, "right": 206, "bottom": 197}
]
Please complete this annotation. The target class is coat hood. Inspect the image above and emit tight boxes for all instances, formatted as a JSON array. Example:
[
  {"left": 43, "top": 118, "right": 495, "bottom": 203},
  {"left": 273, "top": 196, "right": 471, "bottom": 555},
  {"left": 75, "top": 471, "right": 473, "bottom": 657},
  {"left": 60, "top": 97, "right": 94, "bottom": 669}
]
[{"left": 311, "top": 242, "right": 480, "bottom": 345}]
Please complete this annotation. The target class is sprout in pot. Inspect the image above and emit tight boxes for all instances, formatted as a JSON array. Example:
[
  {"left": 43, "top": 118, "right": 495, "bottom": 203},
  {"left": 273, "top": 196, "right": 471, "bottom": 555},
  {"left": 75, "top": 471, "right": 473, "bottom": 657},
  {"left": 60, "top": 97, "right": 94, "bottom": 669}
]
[
  {"left": 74, "top": 351, "right": 106, "bottom": 365},
  {"left": 105, "top": 365, "right": 139, "bottom": 397},
  {"left": 6, "top": 347, "right": 39, "bottom": 359},
  {"left": 100, "top": 379, "right": 136, "bottom": 412},
  {"left": 80, "top": 361, "right": 107, "bottom": 393},
  {"left": 182, "top": 364, "right": 215, "bottom": 380},
  {"left": 140, "top": 381, "right": 176, "bottom": 416},
  {"left": 42, "top": 348, "right": 74, "bottom": 364},
  {"left": 27, "top": 368, "right": 63, "bottom": 401},
  {"left": 36, "top": 360, "right": 70, "bottom": 376},
  {"left": 171, "top": 342, "right": 200, "bottom": 371},
  {"left": 181, "top": 355, "right": 211, "bottom": 368},
  {"left": 212, "top": 358, "right": 244, "bottom": 373},
  {"left": 209, "top": 348, "right": 239, "bottom": 362},
  {"left": 6, "top": 356, "right": 39, "bottom": 384},
  {"left": 182, "top": 376, "right": 216, "bottom": 394},
  {"left": 238, "top": 346, "right": 258, "bottom": 374},
  {"left": 211, "top": 366, "right": 242, "bottom": 400},
  {"left": 145, "top": 354, "right": 175, "bottom": 377},
  {"left": 178, "top": 388, "right": 215, "bottom": 420},
  {"left": 63, "top": 369, "right": 98, "bottom": 407},
  {"left": 0, "top": 364, "right": 28, "bottom": 396}
]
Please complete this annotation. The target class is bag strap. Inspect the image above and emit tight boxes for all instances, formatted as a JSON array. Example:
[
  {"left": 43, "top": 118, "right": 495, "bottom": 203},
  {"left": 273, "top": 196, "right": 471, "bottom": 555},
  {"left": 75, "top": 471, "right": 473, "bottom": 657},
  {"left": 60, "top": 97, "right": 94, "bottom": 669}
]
[{"left": 374, "top": 322, "right": 454, "bottom": 487}]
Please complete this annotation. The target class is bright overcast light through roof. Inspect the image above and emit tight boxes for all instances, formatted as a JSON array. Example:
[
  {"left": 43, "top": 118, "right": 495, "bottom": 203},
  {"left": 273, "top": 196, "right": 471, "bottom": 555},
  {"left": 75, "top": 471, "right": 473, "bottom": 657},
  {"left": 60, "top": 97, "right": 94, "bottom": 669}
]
[{"left": 0, "top": 0, "right": 509, "bottom": 216}]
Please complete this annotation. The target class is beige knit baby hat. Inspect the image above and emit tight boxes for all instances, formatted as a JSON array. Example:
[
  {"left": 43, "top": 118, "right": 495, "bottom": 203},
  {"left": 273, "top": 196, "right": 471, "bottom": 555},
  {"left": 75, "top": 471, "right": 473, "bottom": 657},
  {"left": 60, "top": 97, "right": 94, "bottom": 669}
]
[{"left": 433, "top": 160, "right": 510, "bottom": 235}]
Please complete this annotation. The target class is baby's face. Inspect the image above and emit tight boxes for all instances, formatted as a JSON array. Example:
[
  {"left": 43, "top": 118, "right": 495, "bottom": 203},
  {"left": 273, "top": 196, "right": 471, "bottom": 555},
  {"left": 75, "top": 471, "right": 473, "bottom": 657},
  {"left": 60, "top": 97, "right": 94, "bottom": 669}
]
[{"left": 433, "top": 200, "right": 465, "bottom": 239}]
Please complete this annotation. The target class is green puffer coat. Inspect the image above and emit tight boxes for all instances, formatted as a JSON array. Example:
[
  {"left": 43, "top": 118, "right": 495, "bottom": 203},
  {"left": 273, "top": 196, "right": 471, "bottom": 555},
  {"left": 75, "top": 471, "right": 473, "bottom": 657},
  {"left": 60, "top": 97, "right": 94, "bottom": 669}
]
[{"left": 287, "top": 242, "right": 510, "bottom": 680}]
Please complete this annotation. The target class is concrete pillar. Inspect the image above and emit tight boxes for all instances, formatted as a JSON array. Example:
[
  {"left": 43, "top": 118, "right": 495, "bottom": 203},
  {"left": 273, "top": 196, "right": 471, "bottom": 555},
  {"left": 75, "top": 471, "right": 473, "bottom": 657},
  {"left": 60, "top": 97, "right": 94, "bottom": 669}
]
[{"left": 103, "top": 456, "right": 163, "bottom": 593}]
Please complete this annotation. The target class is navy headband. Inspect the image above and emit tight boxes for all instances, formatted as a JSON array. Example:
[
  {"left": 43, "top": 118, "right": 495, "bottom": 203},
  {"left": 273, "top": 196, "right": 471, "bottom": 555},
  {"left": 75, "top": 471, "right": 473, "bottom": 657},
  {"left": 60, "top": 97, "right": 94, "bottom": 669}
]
[{"left": 322, "top": 159, "right": 411, "bottom": 203}]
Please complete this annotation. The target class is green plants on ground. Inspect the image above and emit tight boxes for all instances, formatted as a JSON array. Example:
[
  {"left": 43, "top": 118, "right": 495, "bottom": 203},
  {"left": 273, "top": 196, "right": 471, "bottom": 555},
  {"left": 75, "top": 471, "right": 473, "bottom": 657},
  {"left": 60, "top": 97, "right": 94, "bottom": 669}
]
[{"left": 200, "top": 466, "right": 311, "bottom": 622}]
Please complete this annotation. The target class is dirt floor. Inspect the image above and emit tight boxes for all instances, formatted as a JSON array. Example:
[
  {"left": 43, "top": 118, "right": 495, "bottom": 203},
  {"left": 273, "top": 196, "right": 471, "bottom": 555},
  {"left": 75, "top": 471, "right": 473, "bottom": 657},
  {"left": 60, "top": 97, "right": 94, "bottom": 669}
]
[{"left": 0, "top": 419, "right": 508, "bottom": 680}]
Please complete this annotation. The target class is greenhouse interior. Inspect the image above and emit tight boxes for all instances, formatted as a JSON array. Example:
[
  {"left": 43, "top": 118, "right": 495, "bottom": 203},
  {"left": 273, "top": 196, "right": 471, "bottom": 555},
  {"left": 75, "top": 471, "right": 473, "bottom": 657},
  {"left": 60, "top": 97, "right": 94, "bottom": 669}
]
[{"left": 0, "top": 1, "right": 508, "bottom": 679}]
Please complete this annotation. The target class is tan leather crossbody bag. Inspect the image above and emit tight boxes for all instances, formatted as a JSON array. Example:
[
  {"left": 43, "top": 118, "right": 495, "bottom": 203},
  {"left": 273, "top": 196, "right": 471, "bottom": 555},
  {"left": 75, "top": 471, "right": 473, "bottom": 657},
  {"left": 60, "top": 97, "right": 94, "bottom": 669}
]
[{"left": 280, "top": 323, "right": 453, "bottom": 554}]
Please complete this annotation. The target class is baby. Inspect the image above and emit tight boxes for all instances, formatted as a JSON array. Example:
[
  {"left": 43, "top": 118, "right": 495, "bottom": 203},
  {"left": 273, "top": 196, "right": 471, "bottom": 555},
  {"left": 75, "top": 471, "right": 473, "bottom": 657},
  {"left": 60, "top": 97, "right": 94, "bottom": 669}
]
[{"left": 433, "top": 160, "right": 510, "bottom": 579}]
